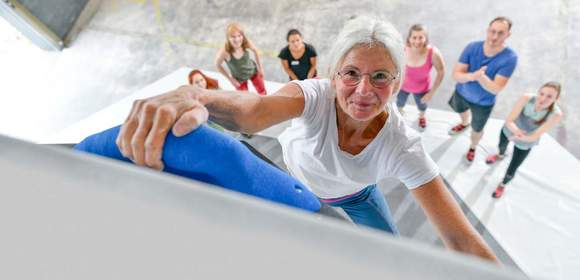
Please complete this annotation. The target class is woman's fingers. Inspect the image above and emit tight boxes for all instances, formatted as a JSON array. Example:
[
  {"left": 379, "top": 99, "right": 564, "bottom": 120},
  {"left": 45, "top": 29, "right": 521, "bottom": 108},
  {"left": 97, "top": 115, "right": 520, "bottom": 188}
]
[
  {"left": 117, "top": 99, "right": 145, "bottom": 161},
  {"left": 131, "top": 101, "right": 159, "bottom": 166},
  {"left": 173, "top": 102, "right": 209, "bottom": 137},
  {"left": 116, "top": 85, "right": 203, "bottom": 169},
  {"left": 144, "top": 104, "right": 179, "bottom": 170}
]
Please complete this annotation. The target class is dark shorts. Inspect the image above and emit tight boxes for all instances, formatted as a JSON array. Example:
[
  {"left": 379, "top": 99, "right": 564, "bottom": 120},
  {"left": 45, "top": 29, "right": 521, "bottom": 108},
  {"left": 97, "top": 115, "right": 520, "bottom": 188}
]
[
  {"left": 396, "top": 89, "right": 428, "bottom": 111},
  {"left": 448, "top": 90, "right": 494, "bottom": 132}
]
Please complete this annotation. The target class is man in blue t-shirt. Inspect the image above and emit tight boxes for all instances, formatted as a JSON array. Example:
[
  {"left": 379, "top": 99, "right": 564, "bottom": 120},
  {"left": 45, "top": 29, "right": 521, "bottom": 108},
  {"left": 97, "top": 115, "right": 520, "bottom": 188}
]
[{"left": 448, "top": 16, "right": 518, "bottom": 162}]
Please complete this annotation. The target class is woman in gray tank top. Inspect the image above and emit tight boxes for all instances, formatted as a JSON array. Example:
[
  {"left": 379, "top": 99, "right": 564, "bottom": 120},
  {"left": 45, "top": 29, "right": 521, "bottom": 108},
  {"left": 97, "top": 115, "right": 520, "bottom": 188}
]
[
  {"left": 215, "top": 22, "right": 267, "bottom": 95},
  {"left": 485, "top": 81, "right": 563, "bottom": 198}
]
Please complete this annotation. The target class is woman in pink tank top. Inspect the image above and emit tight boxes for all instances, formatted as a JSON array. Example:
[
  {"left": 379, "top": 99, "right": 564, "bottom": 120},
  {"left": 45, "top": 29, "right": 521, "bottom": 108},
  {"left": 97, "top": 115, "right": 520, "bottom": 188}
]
[{"left": 396, "top": 24, "right": 446, "bottom": 129}]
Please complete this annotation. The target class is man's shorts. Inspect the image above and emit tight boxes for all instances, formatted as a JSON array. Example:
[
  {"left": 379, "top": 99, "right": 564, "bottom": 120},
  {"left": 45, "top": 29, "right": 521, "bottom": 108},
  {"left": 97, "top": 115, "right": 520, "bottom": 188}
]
[{"left": 448, "top": 90, "right": 494, "bottom": 132}]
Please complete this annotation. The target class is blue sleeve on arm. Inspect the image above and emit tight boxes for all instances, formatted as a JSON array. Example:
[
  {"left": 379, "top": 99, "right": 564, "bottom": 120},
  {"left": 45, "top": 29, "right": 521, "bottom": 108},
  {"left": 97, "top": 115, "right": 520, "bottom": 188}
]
[
  {"left": 497, "top": 53, "right": 518, "bottom": 78},
  {"left": 74, "top": 125, "right": 321, "bottom": 212},
  {"left": 458, "top": 42, "right": 475, "bottom": 64}
]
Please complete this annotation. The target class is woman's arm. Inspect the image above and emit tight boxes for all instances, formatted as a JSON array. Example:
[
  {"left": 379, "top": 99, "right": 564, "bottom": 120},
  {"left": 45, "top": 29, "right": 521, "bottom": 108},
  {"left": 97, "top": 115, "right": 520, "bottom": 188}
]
[
  {"left": 201, "top": 83, "right": 304, "bottom": 133},
  {"left": 411, "top": 176, "right": 499, "bottom": 263},
  {"left": 518, "top": 110, "right": 563, "bottom": 142},
  {"left": 422, "top": 47, "right": 445, "bottom": 103},
  {"left": 214, "top": 48, "right": 240, "bottom": 88},
  {"left": 116, "top": 83, "right": 305, "bottom": 170},
  {"left": 248, "top": 40, "right": 264, "bottom": 76},
  {"left": 280, "top": 59, "right": 298, "bottom": 80},
  {"left": 505, "top": 95, "right": 530, "bottom": 136},
  {"left": 307, "top": 56, "right": 318, "bottom": 79}
]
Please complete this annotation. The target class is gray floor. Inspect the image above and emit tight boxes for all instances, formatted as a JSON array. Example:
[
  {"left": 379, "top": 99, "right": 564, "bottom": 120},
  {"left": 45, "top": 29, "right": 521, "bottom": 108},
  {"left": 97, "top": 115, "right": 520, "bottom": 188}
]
[{"left": 1, "top": 0, "right": 580, "bottom": 160}]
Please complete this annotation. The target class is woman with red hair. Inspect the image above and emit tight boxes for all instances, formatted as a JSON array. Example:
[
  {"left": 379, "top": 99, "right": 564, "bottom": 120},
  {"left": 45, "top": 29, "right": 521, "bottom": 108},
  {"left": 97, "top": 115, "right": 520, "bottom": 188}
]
[
  {"left": 188, "top": 69, "right": 219, "bottom": 90},
  {"left": 187, "top": 69, "right": 224, "bottom": 132}
]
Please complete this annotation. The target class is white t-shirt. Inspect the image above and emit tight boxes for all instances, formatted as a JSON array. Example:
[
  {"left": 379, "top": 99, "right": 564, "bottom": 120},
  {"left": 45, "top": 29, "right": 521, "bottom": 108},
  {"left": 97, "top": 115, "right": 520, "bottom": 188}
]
[{"left": 278, "top": 79, "right": 439, "bottom": 199}]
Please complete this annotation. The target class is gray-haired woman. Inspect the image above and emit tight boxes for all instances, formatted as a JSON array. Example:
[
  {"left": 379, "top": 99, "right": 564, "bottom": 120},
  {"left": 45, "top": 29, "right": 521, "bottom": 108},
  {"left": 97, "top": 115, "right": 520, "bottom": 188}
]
[{"left": 117, "top": 16, "right": 498, "bottom": 262}]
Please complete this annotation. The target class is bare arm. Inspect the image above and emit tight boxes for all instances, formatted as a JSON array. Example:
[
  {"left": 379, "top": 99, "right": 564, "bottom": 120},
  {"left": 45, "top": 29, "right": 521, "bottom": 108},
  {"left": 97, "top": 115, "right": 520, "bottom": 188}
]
[
  {"left": 476, "top": 74, "right": 510, "bottom": 95},
  {"left": 280, "top": 59, "right": 299, "bottom": 80},
  {"left": 504, "top": 95, "right": 530, "bottom": 136},
  {"left": 116, "top": 83, "right": 305, "bottom": 169},
  {"left": 214, "top": 48, "right": 239, "bottom": 87},
  {"left": 248, "top": 40, "right": 264, "bottom": 75},
  {"left": 422, "top": 48, "right": 445, "bottom": 103},
  {"left": 200, "top": 82, "right": 305, "bottom": 133},
  {"left": 526, "top": 111, "right": 562, "bottom": 141},
  {"left": 307, "top": 56, "right": 318, "bottom": 79},
  {"left": 513, "top": 108, "right": 563, "bottom": 142},
  {"left": 453, "top": 62, "right": 509, "bottom": 95},
  {"left": 452, "top": 63, "right": 475, "bottom": 83},
  {"left": 412, "top": 176, "right": 499, "bottom": 263},
  {"left": 430, "top": 48, "right": 445, "bottom": 94}
]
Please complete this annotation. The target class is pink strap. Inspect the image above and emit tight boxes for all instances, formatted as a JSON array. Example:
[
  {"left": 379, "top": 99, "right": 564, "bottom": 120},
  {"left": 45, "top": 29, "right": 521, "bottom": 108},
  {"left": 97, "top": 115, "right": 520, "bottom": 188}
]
[{"left": 426, "top": 46, "right": 434, "bottom": 66}]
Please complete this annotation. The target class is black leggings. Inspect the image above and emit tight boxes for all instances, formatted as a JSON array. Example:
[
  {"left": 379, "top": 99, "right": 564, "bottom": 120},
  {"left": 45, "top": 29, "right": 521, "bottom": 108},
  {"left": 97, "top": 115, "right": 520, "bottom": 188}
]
[{"left": 498, "top": 130, "right": 532, "bottom": 185}]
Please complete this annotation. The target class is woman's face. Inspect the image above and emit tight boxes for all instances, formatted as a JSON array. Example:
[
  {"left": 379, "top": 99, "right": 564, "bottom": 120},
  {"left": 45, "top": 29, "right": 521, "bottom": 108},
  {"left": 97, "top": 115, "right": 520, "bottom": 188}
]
[
  {"left": 287, "top": 34, "right": 303, "bottom": 51},
  {"left": 228, "top": 31, "right": 244, "bottom": 48},
  {"left": 408, "top": 30, "right": 427, "bottom": 49},
  {"left": 191, "top": 73, "right": 207, "bottom": 89},
  {"left": 332, "top": 45, "right": 399, "bottom": 121},
  {"left": 537, "top": 86, "right": 559, "bottom": 110}
]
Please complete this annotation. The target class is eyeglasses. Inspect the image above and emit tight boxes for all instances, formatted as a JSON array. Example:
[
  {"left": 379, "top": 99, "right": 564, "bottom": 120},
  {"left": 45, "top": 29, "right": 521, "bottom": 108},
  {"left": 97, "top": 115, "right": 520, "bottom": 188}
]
[{"left": 336, "top": 69, "right": 399, "bottom": 88}]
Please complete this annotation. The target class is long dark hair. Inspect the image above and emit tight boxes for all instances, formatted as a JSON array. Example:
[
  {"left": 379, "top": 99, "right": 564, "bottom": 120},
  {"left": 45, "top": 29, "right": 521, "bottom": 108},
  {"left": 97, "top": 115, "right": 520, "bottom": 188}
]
[
  {"left": 286, "top": 28, "right": 302, "bottom": 41},
  {"left": 536, "top": 81, "right": 561, "bottom": 125}
]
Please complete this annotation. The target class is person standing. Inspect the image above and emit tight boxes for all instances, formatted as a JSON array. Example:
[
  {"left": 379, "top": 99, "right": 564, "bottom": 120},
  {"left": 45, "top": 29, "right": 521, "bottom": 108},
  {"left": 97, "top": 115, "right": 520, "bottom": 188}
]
[
  {"left": 278, "top": 29, "right": 318, "bottom": 81},
  {"left": 396, "top": 24, "right": 445, "bottom": 129},
  {"left": 215, "top": 22, "right": 267, "bottom": 95},
  {"left": 485, "top": 82, "right": 563, "bottom": 198},
  {"left": 448, "top": 17, "right": 518, "bottom": 162}
]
